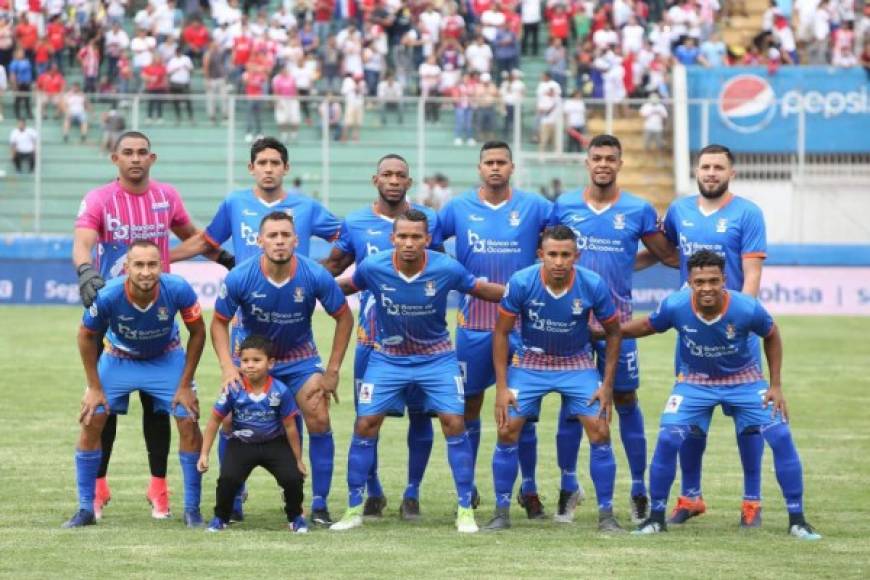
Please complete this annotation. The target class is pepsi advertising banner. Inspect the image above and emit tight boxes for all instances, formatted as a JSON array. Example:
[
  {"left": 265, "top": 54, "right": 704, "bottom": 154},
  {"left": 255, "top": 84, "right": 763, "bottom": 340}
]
[{"left": 687, "top": 66, "right": 870, "bottom": 153}]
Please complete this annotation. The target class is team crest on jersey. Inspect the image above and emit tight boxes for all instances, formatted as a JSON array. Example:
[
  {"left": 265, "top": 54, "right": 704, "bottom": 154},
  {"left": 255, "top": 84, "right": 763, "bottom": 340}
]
[
  {"left": 293, "top": 287, "right": 305, "bottom": 303},
  {"left": 613, "top": 213, "right": 626, "bottom": 230},
  {"left": 424, "top": 280, "right": 437, "bottom": 297},
  {"left": 716, "top": 218, "right": 728, "bottom": 233},
  {"left": 725, "top": 324, "right": 736, "bottom": 340},
  {"left": 508, "top": 211, "right": 521, "bottom": 227},
  {"left": 219, "top": 283, "right": 228, "bottom": 299},
  {"left": 268, "top": 390, "right": 281, "bottom": 407},
  {"left": 572, "top": 298, "right": 583, "bottom": 314},
  {"left": 151, "top": 201, "right": 170, "bottom": 211},
  {"left": 358, "top": 382, "right": 374, "bottom": 404},
  {"left": 157, "top": 306, "right": 170, "bottom": 321}
]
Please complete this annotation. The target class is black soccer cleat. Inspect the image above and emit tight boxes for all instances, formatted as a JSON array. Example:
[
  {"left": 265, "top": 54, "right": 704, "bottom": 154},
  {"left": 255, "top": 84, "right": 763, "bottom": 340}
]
[
  {"left": 399, "top": 497, "right": 421, "bottom": 521},
  {"left": 363, "top": 495, "right": 388, "bottom": 518},
  {"left": 310, "top": 508, "right": 334, "bottom": 527},
  {"left": 517, "top": 489, "right": 546, "bottom": 520}
]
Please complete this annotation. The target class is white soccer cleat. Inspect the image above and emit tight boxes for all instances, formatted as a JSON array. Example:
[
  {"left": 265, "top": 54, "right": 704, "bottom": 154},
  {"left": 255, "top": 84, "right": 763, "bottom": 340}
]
[
  {"left": 329, "top": 506, "right": 363, "bottom": 531},
  {"left": 456, "top": 506, "right": 479, "bottom": 533},
  {"left": 632, "top": 518, "right": 666, "bottom": 535},
  {"left": 789, "top": 523, "right": 822, "bottom": 541}
]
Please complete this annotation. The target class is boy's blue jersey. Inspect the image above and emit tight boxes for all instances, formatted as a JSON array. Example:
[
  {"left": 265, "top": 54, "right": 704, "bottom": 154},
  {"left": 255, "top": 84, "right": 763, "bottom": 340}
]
[
  {"left": 551, "top": 189, "right": 659, "bottom": 324},
  {"left": 214, "top": 254, "right": 349, "bottom": 373},
  {"left": 647, "top": 288, "right": 774, "bottom": 384},
  {"left": 350, "top": 250, "right": 479, "bottom": 360},
  {"left": 439, "top": 188, "right": 552, "bottom": 331},
  {"left": 204, "top": 188, "right": 341, "bottom": 261},
  {"left": 334, "top": 203, "right": 442, "bottom": 347},
  {"left": 499, "top": 264, "right": 617, "bottom": 370},
  {"left": 212, "top": 376, "right": 299, "bottom": 443},
  {"left": 82, "top": 274, "right": 202, "bottom": 359},
  {"left": 663, "top": 194, "right": 767, "bottom": 291}
]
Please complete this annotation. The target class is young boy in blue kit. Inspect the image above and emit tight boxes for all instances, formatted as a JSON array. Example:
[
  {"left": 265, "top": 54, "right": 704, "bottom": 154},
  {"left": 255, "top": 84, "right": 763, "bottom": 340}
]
[{"left": 198, "top": 335, "right": 309, "bottom": 533}]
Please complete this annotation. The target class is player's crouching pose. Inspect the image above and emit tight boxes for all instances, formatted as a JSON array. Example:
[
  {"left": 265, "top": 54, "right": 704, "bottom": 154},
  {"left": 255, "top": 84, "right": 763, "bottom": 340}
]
[
  {"left": 331, "top": 210, "right": 505, "bottom": 533},
  {"left": 64, "top": 240, "right": 205, "bottom": 528},
  {"left": 198, "top": 335, "right": 309, "bottom": 533},
  {"left": 484, "top": 225, "right": 625, "bottom": 533},
  {"left": 624, "top": 250, "right": 820, "bottom": 540}
]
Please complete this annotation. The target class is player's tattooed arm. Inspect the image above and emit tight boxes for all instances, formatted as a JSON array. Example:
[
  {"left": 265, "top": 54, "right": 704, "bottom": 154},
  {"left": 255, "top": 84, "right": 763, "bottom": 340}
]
[
  {"left": 492, "top": 312, "right": 518, "bottom": 430},
  {"left": 321, "top": 247, "right": 355, "bottom": 276},
  {"left": 762, "top": 323, "right": 788, "bottom": 422},
  {"left": 210, "top": 315, "right": 242, "bottom": 391},
  {"left": 77, "top": 326, "right": 110, "bottom": 423},
  {"left": 470, "top": 280, "right": 506, "bottom": 303}
]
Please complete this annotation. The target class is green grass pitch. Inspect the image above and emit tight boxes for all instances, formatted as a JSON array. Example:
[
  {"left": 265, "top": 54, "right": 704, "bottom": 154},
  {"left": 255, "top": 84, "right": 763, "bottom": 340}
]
[{"left": 0, "top": 307, "right": 868, "bottom": 579}]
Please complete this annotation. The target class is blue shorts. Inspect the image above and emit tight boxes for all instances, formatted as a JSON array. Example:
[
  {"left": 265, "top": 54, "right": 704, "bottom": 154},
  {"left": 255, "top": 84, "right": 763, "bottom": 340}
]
[
  {"left": 354, "top": 344, "right": 428, "bottom": 416},
  {"left": 507, "top": 367, "right": 602, "bottom": 420},
  {"left": 357, "top": 351, "right": 465, "bottom": 417},
  {"left": 455, "top": 328, "right": 519, "bottom": 397},
  {"left": 97, "top": 349, "right": 192, "bottom": 417},
  {"left": 272, "top": 358, "right": 323, "bottom": 397},
  {"left": 593, "top": 338, "right": 639, "bottom": 392},
  {"left": 659, "top": 380, "right": 784, "bottom": 434}
]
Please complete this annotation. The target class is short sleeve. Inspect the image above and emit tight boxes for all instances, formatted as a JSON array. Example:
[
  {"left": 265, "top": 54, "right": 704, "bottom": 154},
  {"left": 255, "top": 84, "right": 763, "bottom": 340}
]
[
  {"left": 316, "top": 265, "right": 349, "bottom": 316},
  {"left": 450, "top": 259, "right": 478, "bottom": 294},
  {"left": 639, "top": 202, "right": 660, "bottom": 237},
  {"left": 662, "top": 206, "right": 678, "bottom": 247},
  {"left": 81, "top": 294, "right": 110, "bottom": 333},
  {"left": 749, "top": 299, "right": 775, "bottom": 338},
  {"left": 311, "top": 200, "right": 341, "bottom": 242},
  {"left": 333, "top": 220, "right": 354, "bottom": 256},
  {"left": 498, "top": 275, "right": 524, "bottom": 316},
  {"left": 647, "top": 295, "right": 674, "bottom": 333},
  {"left": 279, "top": 386, "right": 299, "bottom": 420},
  {"left": 212, "top": 387, "right": 235, "bottom": 418},
  {"left": 437, "top": 201, "right": 456, "bottom": 240},
  {"left": 740, "top": 206, "right": 767, "bottom": 258},
  {"left": 427, "top": 212, "right": 444, "bottom": 249},
  {"left": 350, "top": 259, "right": 370, "bottom": 292},
  {"left": 166, "top": 185, "right": 192, "bottom": 229},
  {"left": 74, "top": 188, "right": 105, "bottom": 231},
  {"left": 173, "top": 279, "right": 202, "bottom": 322},
  {"left": 214, "top": 273, "right": 240, "bottom": 321},
  {"left": 591, "top": 276, "right": 617, "bottom": 323},
  {"left": 204, "top": 198, "right": 233, "bottom": 248}
]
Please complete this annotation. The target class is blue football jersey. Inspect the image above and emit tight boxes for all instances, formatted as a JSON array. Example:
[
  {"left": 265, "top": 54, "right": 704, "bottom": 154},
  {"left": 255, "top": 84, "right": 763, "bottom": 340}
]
[
  {"left": 215, "top": 254, "right": 349, "bottom": 373},
  {"left": 334, "top": 203, "right": 442, "bottom": 347},
  {"left": 350, "top": 250, "right": 479, "bottom": 360},
  {"left": 212, "top": 376, "right": 299, "bottom": 443},
  {"left": 647, "top": 288, "right": 773, "bottom": 384},
  {"left": 551, "top": 189, "right": 659, "bottom": 324},
  {"left": 82, "top": 274, "right": 202, "bottom": 359},
  {"left": 204, "top": 188, "right": 341, "bottom": 261},
  {"left": 439, "top": 188, "right": 552, "bottom": 331},
  {"left": 499, "top": 264, "right": 616, "bottom": 370},
  {"left": 663, "top": 194, "right": 767, "bottom": 291}
]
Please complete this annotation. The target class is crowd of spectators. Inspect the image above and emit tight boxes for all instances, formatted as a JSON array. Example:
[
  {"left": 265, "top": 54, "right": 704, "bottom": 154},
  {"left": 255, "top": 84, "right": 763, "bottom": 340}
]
[{"left": 0, "top": 0, "right": 866, "bottom": 147}]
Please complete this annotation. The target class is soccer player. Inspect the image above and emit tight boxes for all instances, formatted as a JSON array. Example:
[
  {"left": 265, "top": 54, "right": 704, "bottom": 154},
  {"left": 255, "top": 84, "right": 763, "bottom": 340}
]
[
  {"left": 623, "top": 250, "right": 820, "bottom": 540},
  {"left": 72, "top": 131, "right": 231, "bottom": 521},
  {"left": 483, "top": 225, "right": 625, "bottom": 533},
  {"left": 550, "top": 134, "right": 678, "bottom": 524},
  {"left": 198, "top": 335, "right": 309, "bottom": 534},
  {"left": 170, "top": 136, "right": 341, "bottom": 520},
  {"left": 437, "top": 140, "right": 554, "bottom": 518},
  {"left": 659, "top": 144, "right": 767, "bottom": 527},
  {"left": 322, "top": 154, "right": 442, "bottom": 520},
  {"left": 63, "top": 241, "right": 205, "bottom": 528},
  {"left": 330, "top": 210, "right": 505, "bottom": 533},
  {"left": 211, "top": 211, "right": 353, "bottom": 526}
]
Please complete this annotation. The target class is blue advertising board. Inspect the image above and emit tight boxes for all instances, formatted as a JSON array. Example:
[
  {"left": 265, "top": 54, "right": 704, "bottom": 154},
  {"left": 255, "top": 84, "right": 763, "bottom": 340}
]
[{"left": 687, "top": 66, "right": 870, "bottom": 153}]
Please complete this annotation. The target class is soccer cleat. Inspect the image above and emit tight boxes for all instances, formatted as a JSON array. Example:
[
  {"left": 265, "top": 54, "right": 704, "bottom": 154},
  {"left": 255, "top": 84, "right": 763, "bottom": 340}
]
[
  {"left": 456, "top": 506, "right": 479, "bottom": 533},
  {"left": 61, "top": 509, "right": 96, "bottom": 528},
  {"left": 363, "top": 495, "right": 388, "bottom": 519},
  {"left": 290, "top": 516, "right": 309, "bottom": 534},
  {"left": 631, "top": 495, "right": 650, "bottom": 525},
  {"left": 146, "top": 479, "right": 171, "bottom": 520},
  {"left": 399, "top": 497, "right": 421, "bottom": 521},
  {"left": 517, "top": 490, "right": 546, "bottom": 519},
  {"left": 471, "top": 487, "right": 481, "bottom": 510},
  {"left": 789, "top": 522, "right": 822, "bottom": 541},
  {"left": 183, "top": 509, "right": 204, "bottom": 528},
  {"left": 632, "top": 517, "right": 667, "bottom": 535},
  {"left": 482, "top": 507, "right": 511, "bottom": 532},
  {"left": 206, "top": 517, "right": 228, "bottom": 532},
  {"left": 310, "top": 508, "right": 334, "bottom": 527},
  {"left": 598, "top": 510, "right": 626, "bottom": 533},
  {"left": 329, "top": 506, "right": 363, "bottom": 531},
  {"left": 739, "top": 500, "right": 762, "bottom": 529},
  {"left": 93, "top": 477, "right": 111, "bottom": 521},
  {"left": 554, "top": 489, "right": 582, "bottom": 523},
  {"left": 667, "top": 496, "right": 706, "bottom": 524}
]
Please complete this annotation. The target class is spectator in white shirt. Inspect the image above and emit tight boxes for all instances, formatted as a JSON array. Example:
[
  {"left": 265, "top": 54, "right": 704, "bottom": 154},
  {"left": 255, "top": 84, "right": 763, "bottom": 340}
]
[
  {"left": 521, "top": 0, "right": 542, "bottom": 55},
  {"left": 9, "top": 118, "right": 38, "bottom": 173},
  {"left": 62, "top": 82, "right": 90, "bottom": 143},
  {"left": 640, "top": 93, "right": 668, "bottom": 158},
  {"left": 563, "top": 89, "right": 587, "bottom": 152},
  {"left": 807, "top": 0, "right": 830, "bottom": 64},
  {"left": 465, "top": 34, "right": 493, "bottom": 73},
  {"left": 622, "top": 15, "right": 646, "bottom": 54},
  {"left": 167, "top": 47, "right": 194, "bottom": 124},
  {"left": 341, "top": 73, "right": 365, "bottom": 141},
  {"left": 377, "top": 71, "right": 404, "bottom": 125}
]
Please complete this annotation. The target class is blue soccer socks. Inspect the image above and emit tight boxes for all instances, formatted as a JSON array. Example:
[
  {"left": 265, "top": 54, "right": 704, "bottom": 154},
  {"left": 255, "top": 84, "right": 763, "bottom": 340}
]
[
  {"left": 518, "top": 422, "right": 538, "bottom": 495},
  {"left": 589, "top": 442, "right": 616, "bottom": 511},
  {"left": 649, "top": 425, "right": 691, "bottom": 513},
  {"left": 446, "top": 433, "right": 475, "bottom": 509},
  {"left": 492, "top": 442, "right": 519, "bottom": 509},
  {"left": 309, "top": 431, "right": 334, "bottom": 512},
  {"left": 678, "top": 430, "right": 707, "bottom": 499},
  {"left": 74, "top": 449, "right": 102, "bottom": 512},
  {"left": 404, "top": 413, "right": 434, "bottom": 501},
  {"left": 763, "top": 423, "right": 805, "bottom": 514},
  {"left": 556, "top": 405, "right": 582, "bottom": 493},
  {"left": 178, "top": 451, "right": 201, "bottom": 512},
  {"left": 737, "top": 428, "right": 764, "bottom": 502},
  {"left": 347, "top": 435, "right": 377, "bottom": 508},
  {"left": 617, "top": 402, "right": 648, "bottom": 498}
]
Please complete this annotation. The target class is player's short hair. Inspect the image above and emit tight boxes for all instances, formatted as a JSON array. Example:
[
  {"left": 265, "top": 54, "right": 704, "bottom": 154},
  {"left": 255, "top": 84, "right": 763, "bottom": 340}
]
[
  {"left": 250, "top": 137, "right": 289, "bottom": 165},
  {"left": 588, "top": 134, "right": 622, "bottom": 155},
  {"left": 479, "top": 140, "right": 512, "bottom": 161},
  {"left": 127, "top": 239, "right": 160, "bottom": 253},
  {"left": 259, "top": 210, "right": 295, "bottom": 231},
  {"left": 697, "top": 144, "right": 735, "bottom": 165},
  {"left": 540, "top": 225, "right": 577, "bottom": 246},
  {"left": 239, "top": 335, "right": 273, "bottom": 357},
  {"left": 114, "top": 131, "right": 151, "bottom": 151},
  {"left": 376, "top": 154, "right": 409, "bottom": 172},
  {"left": 687, "top": 249, "right": 725, "bottom": 273},
  {"left": 393, "top": 208, "right": 429, "bottom": 232}
]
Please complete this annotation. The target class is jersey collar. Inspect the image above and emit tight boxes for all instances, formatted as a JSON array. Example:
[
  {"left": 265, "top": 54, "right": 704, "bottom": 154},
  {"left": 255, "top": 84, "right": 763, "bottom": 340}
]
[
  {"left": 392, "top": 250, "right": 428, "bottom": 283},
  {"left": 253, "top": 188, "right": 288, "bottom": 208},
  {"left": 242, "top": 375, "right": 274, "bottom": 395},
  {"left": 691, "top": 290, "right": 731, "bottom": 325},
  {"left": 124, "top": 278, "right": 159, "bottom": 312},
  {"left": 583, "top": 187, "right": 621, "bottom": 215},
  {"left": 259, "top": 254, "right": 297, "bottom": 288},
  {"left": 477, "top": 187, "right": 512, "bottom": 210},
  {"left": 696, "top": 192, "right": 734, "bottom": 217},
  {"left": 371, "top": 201, "right": 411, "bottom": 223},
  {"left": 540, "top": 266, "right": 575, "bottom": 299}
]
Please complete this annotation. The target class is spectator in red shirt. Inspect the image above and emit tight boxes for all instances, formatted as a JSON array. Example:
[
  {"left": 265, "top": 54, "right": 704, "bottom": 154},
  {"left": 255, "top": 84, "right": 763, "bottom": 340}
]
[
  {"left": 181, "top": 17, "right": 210, "bottom": 65},
  {"left": 77, "top": 38, "right": 100, "bottom": 94},
  {"left": 549, "top": 4, "right": 571, "bottom": 42},
  {"left": 242, "top": 67, "right": 267, "bottom": 141},
  {"left": 34, "top": 35, "right": 54, "bottom": 76},
  {"left": 141, "top": 53, "right": 168, "bottom": 123},
  {"left": 36, "top": 62, "right": 65, "bottom": 117},
  {"left": 231, "top": 23, "right": 253, "bottom": 88},
  {"left": 46, "top": 14, "right": 66, "bottom": 73},
  {"left": 14, "top": 12, "right": 38, "bottom": 61}
]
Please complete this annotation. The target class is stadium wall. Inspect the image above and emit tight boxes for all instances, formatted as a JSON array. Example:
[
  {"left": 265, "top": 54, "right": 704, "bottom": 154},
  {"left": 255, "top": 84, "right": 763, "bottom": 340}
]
[{"left": 2, "top": 237, "right": 868, "bottom": 315}]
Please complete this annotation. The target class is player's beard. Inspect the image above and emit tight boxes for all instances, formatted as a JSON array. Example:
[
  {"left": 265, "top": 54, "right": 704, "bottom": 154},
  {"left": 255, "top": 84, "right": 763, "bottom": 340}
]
[
  {"left": 377, "top": 186, "right": 408, "bottom": 209},
  {"left": 266, "top": 251, "right": 292, "bottom": 265},
  {"left": 698, "top": 179, "right": 729, "bottom": 199}
]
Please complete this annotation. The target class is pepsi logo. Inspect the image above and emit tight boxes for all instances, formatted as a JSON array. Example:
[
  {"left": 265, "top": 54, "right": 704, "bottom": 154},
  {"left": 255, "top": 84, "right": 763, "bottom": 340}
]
[{"left": 718, "top": 74, "right": 777, "bottom": 134}]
